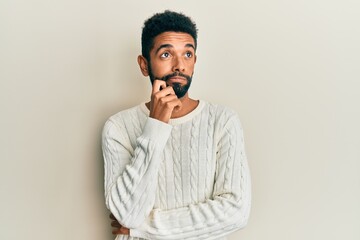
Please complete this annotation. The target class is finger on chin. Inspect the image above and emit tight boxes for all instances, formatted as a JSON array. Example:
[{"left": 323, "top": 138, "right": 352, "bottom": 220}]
[{"left": 152, "top": 80, "right": 166, "bottom": 94}]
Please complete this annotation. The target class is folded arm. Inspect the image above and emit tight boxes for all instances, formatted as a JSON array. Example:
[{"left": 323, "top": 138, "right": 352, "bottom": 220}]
[{"left": 130, "top": 115, "right": 251, "bottom": 239}]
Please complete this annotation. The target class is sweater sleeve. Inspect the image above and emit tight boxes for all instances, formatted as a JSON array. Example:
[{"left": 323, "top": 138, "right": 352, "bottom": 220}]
[
  {"left": 102, "top": 117, "right": 172, "bottom": 229},
  {"left": 130, "top": 115, "right": 251, "bottom": 240}
]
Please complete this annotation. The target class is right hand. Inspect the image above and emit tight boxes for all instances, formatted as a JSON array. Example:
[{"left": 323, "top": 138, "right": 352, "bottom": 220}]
[
  {"left": 109, "top": 213, "right": 130, "bottom": 235},
  {"left": 149, "top": 80, "right": 182, "bottom": 123}
]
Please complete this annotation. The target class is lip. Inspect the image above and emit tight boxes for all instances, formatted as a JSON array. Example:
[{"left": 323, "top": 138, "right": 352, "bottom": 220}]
[{"left": 168, "top": 76, "right": 186, "bottom": 83}]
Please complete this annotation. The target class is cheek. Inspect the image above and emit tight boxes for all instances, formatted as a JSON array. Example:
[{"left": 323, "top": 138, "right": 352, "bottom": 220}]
[
  {"left": 152, "top": 61, "right": 172, "bottom": 74},
  {"left": 187, "top": 62, "right": 195, "bottom": 72}
]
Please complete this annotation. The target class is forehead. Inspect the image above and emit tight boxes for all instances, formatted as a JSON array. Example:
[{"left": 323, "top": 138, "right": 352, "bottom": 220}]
[{"left": 152, "top": 32, "right": 195, "bottom": 49}]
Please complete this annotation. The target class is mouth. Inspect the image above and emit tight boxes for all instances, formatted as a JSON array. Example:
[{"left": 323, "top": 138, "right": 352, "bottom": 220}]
[{"left": 167, "top": 76, "right": 187, "bottom": 84}]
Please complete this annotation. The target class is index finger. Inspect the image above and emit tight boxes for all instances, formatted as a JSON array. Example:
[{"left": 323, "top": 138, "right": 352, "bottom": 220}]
[{"left": 152, "top": 80, "right": 167, "bottom": 95}]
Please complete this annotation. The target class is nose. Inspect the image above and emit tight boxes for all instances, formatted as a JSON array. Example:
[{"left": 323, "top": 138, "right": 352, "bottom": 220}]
[{"left": 172, "top": 56, "right": 185, "bottom": 72}]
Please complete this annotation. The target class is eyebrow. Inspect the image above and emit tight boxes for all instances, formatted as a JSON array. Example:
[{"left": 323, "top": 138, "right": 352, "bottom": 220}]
[{"left": 155, "top": 43, "right": 196, "bottom": 54}]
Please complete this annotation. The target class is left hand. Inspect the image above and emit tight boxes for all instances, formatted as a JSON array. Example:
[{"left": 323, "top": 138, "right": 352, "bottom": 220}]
[{"left": 110, "top": 213, "right": 130, "bottom": 235}]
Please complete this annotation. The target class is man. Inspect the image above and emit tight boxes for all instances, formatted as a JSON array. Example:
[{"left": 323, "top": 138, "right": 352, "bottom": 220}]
[{"left": 102, "top": 10, "right": 251, "bottom": 240}]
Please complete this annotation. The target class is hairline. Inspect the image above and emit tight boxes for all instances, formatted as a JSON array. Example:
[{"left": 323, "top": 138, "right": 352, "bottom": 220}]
[{"left": 147, "top": 31, "right": 197, "bottom": 61}]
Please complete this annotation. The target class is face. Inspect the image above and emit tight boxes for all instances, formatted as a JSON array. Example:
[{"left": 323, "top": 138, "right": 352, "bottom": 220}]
[{"left": 139, "top": 32, "right": 197, "bottom": 98}]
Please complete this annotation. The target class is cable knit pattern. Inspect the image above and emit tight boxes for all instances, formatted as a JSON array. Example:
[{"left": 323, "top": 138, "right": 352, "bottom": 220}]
[
  {"left": 189, "top": 116, "right": 199, "bottom": 204},
  {"left": 205, "top": 103, "right": 215, "bottom": 200},
  {"left": 158, "top": 154, "right": 167, "bottom": 209},
  {"left": 224, "top": 127, "right": 235, "bottom": 191},
  {"left": 172, "top": 127, "right": 183, "bottom": 208},
  {"left": 102, "top": 100, "right": 251, "bottom": 240}
]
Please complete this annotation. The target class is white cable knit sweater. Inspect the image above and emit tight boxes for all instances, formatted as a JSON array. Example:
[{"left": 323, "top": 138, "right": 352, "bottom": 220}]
[{"left": 102, "top": 100, "right": 251, "bottom": 240}]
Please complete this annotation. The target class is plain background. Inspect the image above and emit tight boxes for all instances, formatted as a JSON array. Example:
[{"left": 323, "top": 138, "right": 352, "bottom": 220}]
[{"left": 1, "top": 0, "right": 359, "bottom": 239}]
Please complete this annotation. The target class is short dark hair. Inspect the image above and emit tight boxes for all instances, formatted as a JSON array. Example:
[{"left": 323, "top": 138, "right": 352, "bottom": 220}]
[{"left": 141, "top": 10, "right": 198, "bottom": 62}]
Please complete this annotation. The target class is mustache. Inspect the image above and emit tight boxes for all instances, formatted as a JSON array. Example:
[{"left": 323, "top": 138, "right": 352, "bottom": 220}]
[{"left": 160, "top": 72, "right": 192, "bottom": 82}]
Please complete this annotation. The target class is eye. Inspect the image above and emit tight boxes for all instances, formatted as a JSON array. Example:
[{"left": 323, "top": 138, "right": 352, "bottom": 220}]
[
  {"left": 185, "top": 51, "right": 193, "bottom": 58},
  {"left": 160, "top": 52, "right": 170, "bottom": 58}
]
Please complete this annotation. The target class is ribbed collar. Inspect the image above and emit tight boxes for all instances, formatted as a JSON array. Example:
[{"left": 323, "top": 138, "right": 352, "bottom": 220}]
[{"left": 139, "top": 100, "right": 206, "bottom": 125}]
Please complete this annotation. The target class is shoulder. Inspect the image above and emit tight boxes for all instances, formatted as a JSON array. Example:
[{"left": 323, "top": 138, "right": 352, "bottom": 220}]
[
  {"left": 109, "top": 104, "right": 142, "bottom": 121},
  {"left": 107, "top": 104, "right": 146, "bottom": 125},
  {"left": 202, "top": 101, "right": 240, "bottom": 123},
  {"left": 200, "top": 101, "right": 245, "bottom": 137},
  {"left": 102, "top": 104, "right": 146, "bottom": 137}
]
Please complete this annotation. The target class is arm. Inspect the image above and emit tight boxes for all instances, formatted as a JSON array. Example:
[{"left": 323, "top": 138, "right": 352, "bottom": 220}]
[
  {"left": 103, "top": 80, "right": 182, "bottom": 230},
  {"left": 102, "top": 117, "right": 172, "bottom": 229},
  {"left": 130, "top": 115, "right": 251, "bottom": 240}
]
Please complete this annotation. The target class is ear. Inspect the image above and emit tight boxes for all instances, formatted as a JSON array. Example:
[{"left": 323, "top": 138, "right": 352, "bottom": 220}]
[
  {"left": 137, "top": 55, "right": 149, "bottom": 76},
  {"left": 194, "top": 54, "right": 197, "bottom": 64}
]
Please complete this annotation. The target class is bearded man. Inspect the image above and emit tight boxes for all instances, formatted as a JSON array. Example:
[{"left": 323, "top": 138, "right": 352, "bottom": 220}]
[{"left": 102, "top": 10, "right": 251, "bottom": 240}]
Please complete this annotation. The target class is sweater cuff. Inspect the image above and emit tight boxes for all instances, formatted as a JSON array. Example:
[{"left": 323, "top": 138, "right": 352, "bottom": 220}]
[
  {"left": 130, "top": 228, "right": 148, "bottom": 239},
  {"left": 142, "top": 117, "right": 173, "bottom": 147}
]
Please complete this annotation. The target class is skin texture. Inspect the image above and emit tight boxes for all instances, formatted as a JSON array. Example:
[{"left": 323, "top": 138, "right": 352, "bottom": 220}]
[
  {"left": 139, "top": 31, "right": 199, "bottom": 123},
  {"left": 110, "top": 31, "right": 199, "bottom": 236}
]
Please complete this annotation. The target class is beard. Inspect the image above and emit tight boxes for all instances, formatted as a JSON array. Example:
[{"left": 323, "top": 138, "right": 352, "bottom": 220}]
[{"left": 148, "top": 65, "right": 193, "bottom": 99}]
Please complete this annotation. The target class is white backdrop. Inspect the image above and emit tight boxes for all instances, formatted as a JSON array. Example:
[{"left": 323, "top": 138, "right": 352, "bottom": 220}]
[{"left": 1, "top": 0, "right": 359, "bottom": 239}]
